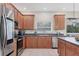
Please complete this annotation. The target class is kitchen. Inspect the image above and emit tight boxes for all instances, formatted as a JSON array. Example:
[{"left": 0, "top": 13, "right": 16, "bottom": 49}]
[{"left": 0, "top": 3, "right": 79, "bottom": 56}]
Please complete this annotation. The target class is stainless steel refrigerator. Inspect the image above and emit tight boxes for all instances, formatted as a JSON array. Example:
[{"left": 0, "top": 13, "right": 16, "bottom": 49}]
[{"left": 0, "top": 4, "right": 15, "bottom": 56}]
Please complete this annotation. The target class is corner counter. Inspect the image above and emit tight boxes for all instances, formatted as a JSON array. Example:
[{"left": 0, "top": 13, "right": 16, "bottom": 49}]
[
  {"left": 58, "top": 37, "right": 79, "bottom": 56},
  {"left": 58, "top": 37, "right": 79, "bottom": 46}
]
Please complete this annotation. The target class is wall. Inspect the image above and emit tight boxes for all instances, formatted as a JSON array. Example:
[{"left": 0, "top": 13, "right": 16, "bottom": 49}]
[{"left": 23, "top": 11, "right": 79, "bottom": 35}]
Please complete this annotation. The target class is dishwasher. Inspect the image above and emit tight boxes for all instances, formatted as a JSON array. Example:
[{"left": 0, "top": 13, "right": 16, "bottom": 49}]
[{"left": 52, "top": 37, "right": 58, "bottom": 48}]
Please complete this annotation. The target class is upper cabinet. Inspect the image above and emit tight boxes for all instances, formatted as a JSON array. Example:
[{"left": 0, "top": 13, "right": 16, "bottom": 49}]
[
  {"left": 17, "top": 12, "right": 22, "bottom": 29},
  {"left": 54, "top": 15, "right": 65, "bottom": 30},
  {"left": 14, "top": 6, "right": 24, "bottom": 29},
  {"left": 23, "top": 15, "right": 35, "bottom": 30},
  {"left": 5, "top": 3, "right": 25, "bottom": 30},
  {"left": 14, "top": 9, "right": 18, "bottom": 21}
]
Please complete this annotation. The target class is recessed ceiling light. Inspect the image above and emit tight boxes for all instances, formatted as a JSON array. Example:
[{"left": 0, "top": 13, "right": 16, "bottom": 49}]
[{"left": 23, "top": 8, "right": 27, "bottom": 10}]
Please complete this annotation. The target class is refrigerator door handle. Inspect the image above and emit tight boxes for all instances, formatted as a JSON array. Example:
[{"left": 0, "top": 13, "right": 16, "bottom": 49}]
[{"left": 2, "top": 4, "right": 7, "bottom": 55}]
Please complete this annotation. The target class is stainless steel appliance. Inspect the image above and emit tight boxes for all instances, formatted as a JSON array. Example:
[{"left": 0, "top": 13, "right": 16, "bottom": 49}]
[
  {"left": 0, "top": 4, "right": 14, "bottom": 56},
  {"left": 17, "top": 30, "right": 24, "bottom": 56},
  {"left": 0, "top": 3, "right": 3, "bottom": 56},
  {"left": 52, "top": 37, "right": 58, "bottom": 48}
]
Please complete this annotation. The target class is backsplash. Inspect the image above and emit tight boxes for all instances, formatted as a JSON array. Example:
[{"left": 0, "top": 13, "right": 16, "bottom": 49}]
[{"left": 24, "top": 12, "right": 79, "bottom": 35}]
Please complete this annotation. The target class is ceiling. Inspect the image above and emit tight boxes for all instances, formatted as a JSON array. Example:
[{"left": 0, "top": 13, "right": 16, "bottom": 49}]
[{"left": 13, "top": 3, "right": 79, "bottom": 13}]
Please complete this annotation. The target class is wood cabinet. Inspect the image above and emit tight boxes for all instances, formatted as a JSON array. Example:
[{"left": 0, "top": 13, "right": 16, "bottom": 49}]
[
  {"left": 58, "top": 38, "right": 79, "bottom": 56},
  {"left": 54, "top": 15, "right": 65, "bottom": 30},
  {"left": 38, "top": 36, "right": 52, "bottom": 48},
  {"left": 23, "top": 37, "right": 26, "bottom": 49},
  {"left": 23, "top": 15, "right": 34, "bottom": 30},
  {"left": 58, "top": 39, "right": 65, "bottom": 56},
  {"left": 25, "top": 35, "right": 52, "bottom": 48},
  {"left": 25, "top": 36, "right": 37, "bottom": 48},
  {"left": 25, "top": 36, "right": 33, "bottom": 48},
  {"left": 14, "top": 9, "right": 18, "bottom": 21},
  {"left": 17, "top": 12, "right": 23, "bottom": 29},
  {"left": 15, "top": 11, "right": 24, "bottom": 29},
  {"left": 14, "top": 5, "right": 24, "bottom": 29},
  {"left": 75, "top": 46, "right": 79, "bottom": 55},
  {"left": 21, "top": 15, "right": 24, "bottom": 29},
  {"left": 32, "top": 37, "right": 38, "bottom": 48},
  {"left": 65, "top": 42, "right": 79, "bottom": 56},
  {"left": 5, "top": 3, "right": 24, "bottom": 29}
]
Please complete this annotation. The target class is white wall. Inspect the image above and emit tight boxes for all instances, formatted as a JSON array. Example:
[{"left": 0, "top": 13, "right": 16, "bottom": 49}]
[{"left": 23, "top": 11, "right": 79, "bottom": 35}]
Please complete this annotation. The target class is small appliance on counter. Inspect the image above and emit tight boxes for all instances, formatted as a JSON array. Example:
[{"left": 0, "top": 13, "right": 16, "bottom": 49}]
[{"left": 75, "top": 35, "right": 79, "bottom": 41}]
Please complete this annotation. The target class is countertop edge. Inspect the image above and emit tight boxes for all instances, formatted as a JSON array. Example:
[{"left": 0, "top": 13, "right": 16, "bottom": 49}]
[{"left": 58, "top": 37, "right": 79, "bottom": 46}]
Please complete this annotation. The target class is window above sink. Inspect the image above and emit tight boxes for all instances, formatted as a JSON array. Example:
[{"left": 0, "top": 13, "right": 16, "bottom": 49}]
[
  {"left": 67, "top": 19, "right": 79, "bottom": 33},
  {"left": 36, "top": 21, "right": 51, "bottom": 32}
]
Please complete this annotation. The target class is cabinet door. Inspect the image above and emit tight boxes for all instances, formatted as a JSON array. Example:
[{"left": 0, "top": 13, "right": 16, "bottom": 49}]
[
  {"left": 44, "top": 36, "right": 52, "bottom": 48},
  {"left": 75, "top": 46, "right": 79, "bottom": 56},
  {"left": 65, "top": 42, "right": 76, "bottom": 56},
  {"left": 54, "top": 15, "right": 59, "bottom": 29},
  {"left": 54, "top": 15, "right": 65, "bottom": 30},
  {"left": 59, "top": 15, "right": 65, "bottom": 29},
  {"left": 24, "top": 15, "right": 34, "bottom": 30},
  {"left": 20, "top": 14, "right": 24, "bottom": 29},
  {"left": 38, "top": 36, "right": 44, "bottom": 48},
  {"left": 58, "top": 39, "right": 61, "bottom": 55},
  {"left": 38, "top": 36, "right": 52, "bottom": 48},
  {"left": 25, "top": 36, "right": 33, "bottom": 48},
  {"left": 58, "top": 39, "right": 65, "bottom": 56},
  {"left": 25, "top": 36, "right": 37, "bottom": 48},
  {"left": 23, "top": 37, "right": 26, "bottom": 49},
  {"left": 60, "top": 39, "right": 65, "bottom": 56},
  {"left": 17, "top": 13, "right": 23, "bottom": 29},
  {"left": 17, "top": 12, "right": 20, "bottom": 29},
  {"left": 14, "top": 10, "right": 18, "bottom": 21},
  {"left": 21, "top": 15, "right": 24, "bottom": 29},
  {"left": 32, "top": 37, "right": 37, "bottom": 48}
]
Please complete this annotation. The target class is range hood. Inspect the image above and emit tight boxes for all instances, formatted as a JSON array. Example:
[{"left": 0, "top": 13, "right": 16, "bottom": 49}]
[{"left": 67, "top": 3, "right": 79, "bottom": 20}]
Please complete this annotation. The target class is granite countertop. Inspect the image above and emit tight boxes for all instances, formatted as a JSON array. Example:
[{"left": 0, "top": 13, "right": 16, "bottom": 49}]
[
  {"left": 24, "top": 34, "right": 53, "bottom": 37},
  {"left": 24, "top": 33, "right": 65, "bottom": 37},
  {"left": 58, "top": 37, "right": 79, "bottom": 46}
]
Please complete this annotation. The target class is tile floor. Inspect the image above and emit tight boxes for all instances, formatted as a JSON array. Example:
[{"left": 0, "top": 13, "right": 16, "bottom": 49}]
[{"left": 21, "top": 49, "right": 58, "bottom": 56}]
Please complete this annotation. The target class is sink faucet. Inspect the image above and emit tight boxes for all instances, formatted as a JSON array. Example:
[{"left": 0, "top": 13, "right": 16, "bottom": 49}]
[{"left": 34, "top": 30, "right": 37, "bottom": 34}]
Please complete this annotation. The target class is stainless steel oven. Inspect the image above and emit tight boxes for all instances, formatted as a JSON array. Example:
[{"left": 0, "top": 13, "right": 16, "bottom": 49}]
[
  {"left": 17, "top": 38, "right": 23, "bottom": 55},
  {"left": 17, "top": 30, "right": 24, "bottom": 56}
]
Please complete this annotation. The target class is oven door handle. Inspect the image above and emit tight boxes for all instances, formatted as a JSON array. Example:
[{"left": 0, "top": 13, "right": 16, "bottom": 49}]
[{"left": 18, "top": 39, "right": 22, "bottom": 41}]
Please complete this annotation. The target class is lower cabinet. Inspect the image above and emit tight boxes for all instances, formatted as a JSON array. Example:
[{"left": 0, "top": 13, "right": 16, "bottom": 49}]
[
  {"left": 65, "top": 42, "right": 79, "bottom": 56},
  {"left": 25, "top": 35, "right": 52, "bottom": 48},
  {"left": 25, "top": 36, "right": 36, "bottom": 48},
  {"left": 32, "top": 37, "right": 37, "bottom": 48},
  {"left": 58, "top": 39, "right": 65, "bottom": 56},
  {"left": 23, "top": 37, "right": 26, "bottom": 49},
  {"left": 58, "top": 38, "right": 79, "bottom": 56},
  {"left": 38, "top": 36, "right": 52, "bottom": 48}
]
